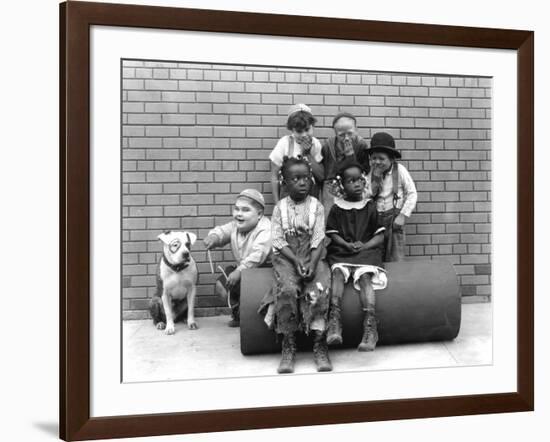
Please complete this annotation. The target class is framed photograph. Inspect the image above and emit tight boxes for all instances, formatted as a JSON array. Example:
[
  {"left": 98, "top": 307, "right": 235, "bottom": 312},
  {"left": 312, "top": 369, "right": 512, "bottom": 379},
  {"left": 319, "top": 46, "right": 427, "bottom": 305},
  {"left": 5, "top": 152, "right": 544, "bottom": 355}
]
[{"left": 60, "top": 1, "right": 533, "bottom": 440}]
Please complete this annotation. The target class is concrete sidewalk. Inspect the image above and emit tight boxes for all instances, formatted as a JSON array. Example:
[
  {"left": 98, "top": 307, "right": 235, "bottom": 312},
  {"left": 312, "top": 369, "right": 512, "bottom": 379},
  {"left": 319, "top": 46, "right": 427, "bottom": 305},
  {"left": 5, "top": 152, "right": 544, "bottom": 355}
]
[{"left": 123, "top": 303, "right": 492, "bottom": 383}]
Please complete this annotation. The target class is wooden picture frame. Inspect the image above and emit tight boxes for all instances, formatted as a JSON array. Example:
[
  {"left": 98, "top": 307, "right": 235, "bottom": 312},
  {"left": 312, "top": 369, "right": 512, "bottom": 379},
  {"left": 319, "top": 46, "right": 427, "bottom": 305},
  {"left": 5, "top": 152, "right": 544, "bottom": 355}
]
[{"left": 60, "top": 1, "right": 533, "bottom": 440}]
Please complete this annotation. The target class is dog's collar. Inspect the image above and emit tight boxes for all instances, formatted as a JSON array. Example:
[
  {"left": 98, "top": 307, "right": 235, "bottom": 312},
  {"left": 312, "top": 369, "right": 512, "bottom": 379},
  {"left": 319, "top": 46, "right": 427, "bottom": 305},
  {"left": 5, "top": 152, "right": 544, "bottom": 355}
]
[{"left": 162, "top": 254, "right": 190, "bottom": 272}]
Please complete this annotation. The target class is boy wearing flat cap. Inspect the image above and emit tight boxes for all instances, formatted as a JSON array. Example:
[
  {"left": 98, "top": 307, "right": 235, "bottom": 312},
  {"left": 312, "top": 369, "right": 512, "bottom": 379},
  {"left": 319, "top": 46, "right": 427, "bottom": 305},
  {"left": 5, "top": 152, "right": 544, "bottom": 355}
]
[
  {"left": 204, "top": 189, "right": 272, "bottom": 327},
  {"left": 318, "top": 112, "right": 370, "bottom": 214},
  {"left": 365, "top": 132, "right": 417, "bottom": 262}
]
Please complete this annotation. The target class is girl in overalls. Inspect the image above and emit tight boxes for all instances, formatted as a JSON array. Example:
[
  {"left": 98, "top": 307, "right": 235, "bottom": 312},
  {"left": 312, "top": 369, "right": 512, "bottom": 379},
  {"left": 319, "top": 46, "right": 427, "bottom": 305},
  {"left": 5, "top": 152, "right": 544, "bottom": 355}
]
[
  {"left": 269, "top": 104, "right": 325, "bottom": 204},
  {"left": 261, "top": 156, "right": 332, "bottom": 374},
  {"left": 365, "top": 132, "right": 417, "bottom": 261}
]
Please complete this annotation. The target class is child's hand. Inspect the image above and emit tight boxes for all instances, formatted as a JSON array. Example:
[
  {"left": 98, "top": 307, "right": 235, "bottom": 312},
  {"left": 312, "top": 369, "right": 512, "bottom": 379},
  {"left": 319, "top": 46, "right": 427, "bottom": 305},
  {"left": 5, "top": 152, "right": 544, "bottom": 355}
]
[
  {"left": 352, "top": 241, "right": 364, "bottom": 251},
  {"left": 203, "top": 234, "right": 217, "bottom": 250},
  {"left": 302, "top": 264, "right": 315, "bottom": 282},
  {"left": 343, "top": 138, "right": 354, "bottom": 156},
  {"left": 295, "top": 258, "right": 307, "bottom": 277},
  {"left": 393, "top": 213, "right": 406, "bottom": 228},
  {"left": 226, "top": 269, "right": 241, "bottom": 289},
  {"left": 344, "top": 242, "right": 356, "bottom": 252}
]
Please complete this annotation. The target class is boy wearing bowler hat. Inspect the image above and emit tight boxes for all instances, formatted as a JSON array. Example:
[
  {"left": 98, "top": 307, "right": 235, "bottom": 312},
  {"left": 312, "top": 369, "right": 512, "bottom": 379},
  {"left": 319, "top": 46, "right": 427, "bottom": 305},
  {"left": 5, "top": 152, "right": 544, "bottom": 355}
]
[{"left": 365, "top": 132, "right": 417, "bottom": 262}]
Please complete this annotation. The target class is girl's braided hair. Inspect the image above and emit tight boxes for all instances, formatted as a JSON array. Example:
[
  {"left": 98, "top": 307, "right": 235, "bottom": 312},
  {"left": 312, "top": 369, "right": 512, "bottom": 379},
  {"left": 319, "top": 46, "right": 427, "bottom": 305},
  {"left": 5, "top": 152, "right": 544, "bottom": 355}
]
[
  {"left": 331, "top": 159, "right": 367, "bottom": 198},
  {"left": 278, "top": 155, "right": 313, "bottom": 184}
]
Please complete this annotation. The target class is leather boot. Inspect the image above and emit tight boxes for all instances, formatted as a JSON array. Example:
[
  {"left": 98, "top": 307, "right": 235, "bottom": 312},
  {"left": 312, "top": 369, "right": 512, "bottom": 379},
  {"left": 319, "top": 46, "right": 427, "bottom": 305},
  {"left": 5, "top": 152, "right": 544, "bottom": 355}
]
[
  {"left": 357, "top": 309, "right": 378, "bottom": 352},
  {"left": 326, "top": 296, "right": 343, "bottom": 346},
  {"left": 277, "top": 333, "right": 297, "bottom": 374},
  {"left": 312, "top": 330, "right": 333, "bottom": 372}
]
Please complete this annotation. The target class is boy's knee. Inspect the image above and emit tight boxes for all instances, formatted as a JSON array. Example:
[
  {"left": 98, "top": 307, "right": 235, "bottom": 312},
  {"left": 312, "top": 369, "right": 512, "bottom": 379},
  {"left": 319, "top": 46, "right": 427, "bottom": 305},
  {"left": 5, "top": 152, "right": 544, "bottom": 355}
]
[{"left": 310, "top": 317, "right": 326, "bottom": 332}]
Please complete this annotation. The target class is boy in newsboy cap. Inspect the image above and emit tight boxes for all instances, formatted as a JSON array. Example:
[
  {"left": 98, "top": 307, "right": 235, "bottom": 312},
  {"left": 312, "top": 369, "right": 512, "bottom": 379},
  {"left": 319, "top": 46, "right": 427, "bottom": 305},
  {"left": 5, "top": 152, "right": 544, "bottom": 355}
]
[
  {"left": 204, "top": 189, "right": 272, "bottom": 327},
  {"left": 365, "top": 132, "right": 417, "bottom": 262}
]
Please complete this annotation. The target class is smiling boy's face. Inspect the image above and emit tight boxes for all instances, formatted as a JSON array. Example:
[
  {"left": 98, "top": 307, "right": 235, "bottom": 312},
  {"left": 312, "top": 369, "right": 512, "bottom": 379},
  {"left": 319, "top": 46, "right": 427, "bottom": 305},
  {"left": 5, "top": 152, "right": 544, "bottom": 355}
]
[
  {"left": 284, "top": 163, "right": 311, "bottom": 202},
  {"left": 370, "top": 151, "right": 392, "bottom": 175},
  {"left": 233, "top": 198, "right": 262, "bottom": 233}
]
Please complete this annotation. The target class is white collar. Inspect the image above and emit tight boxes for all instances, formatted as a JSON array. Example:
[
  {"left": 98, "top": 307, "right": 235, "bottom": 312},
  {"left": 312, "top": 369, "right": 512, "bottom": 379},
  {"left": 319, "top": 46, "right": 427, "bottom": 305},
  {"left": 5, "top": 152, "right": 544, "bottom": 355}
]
[{"left": 334, "top": 197, "right": 371, "bottom": 210}]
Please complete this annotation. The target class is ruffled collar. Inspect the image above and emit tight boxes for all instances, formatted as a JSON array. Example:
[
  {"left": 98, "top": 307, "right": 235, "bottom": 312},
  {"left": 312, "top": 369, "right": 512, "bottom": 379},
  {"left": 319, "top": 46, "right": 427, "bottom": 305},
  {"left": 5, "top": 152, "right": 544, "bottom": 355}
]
[{"left": 333, "top": 196, "right": 371, "bottom": 210}]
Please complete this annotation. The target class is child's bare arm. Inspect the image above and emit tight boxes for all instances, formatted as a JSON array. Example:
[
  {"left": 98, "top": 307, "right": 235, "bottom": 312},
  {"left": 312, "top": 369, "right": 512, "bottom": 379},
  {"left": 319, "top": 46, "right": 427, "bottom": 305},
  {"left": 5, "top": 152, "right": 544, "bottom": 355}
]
[
  {"left": 327, "top": 232, "right": 355, "bottom": 252},
  {"left": 359, "top": 232, "right": 385, "bottom": 251},
  {"left": 306, "top": 154, "right": 325, "bottom": 183},
  {"left": 270, "top": 162, "right": 280, "bottom": 204},
  {"left": 278, "top": 246, "right": 302, "bottom": 273},
  {"left": 204, "top": 222, "right": 233, "bottom": 249},
  {"left": 309, "top": 246, "right": 324, "bottom": 270}
]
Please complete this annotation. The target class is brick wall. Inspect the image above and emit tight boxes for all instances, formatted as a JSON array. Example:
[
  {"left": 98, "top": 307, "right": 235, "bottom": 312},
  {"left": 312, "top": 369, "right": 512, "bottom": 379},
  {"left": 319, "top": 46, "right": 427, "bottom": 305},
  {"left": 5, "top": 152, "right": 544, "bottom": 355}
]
[{"left": 121, "top": 59, "right": 492, "bottom": 320}]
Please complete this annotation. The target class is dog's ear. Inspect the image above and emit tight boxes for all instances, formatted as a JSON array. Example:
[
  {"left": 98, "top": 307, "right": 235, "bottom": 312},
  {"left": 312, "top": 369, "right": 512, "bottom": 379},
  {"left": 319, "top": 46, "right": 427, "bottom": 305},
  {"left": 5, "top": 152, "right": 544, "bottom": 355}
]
[
  {"left": 184, "top": 232, "right": 197, "bottom": 247},
  {"left": 157, "top": 232, "right": 172, "bottom": 245}
]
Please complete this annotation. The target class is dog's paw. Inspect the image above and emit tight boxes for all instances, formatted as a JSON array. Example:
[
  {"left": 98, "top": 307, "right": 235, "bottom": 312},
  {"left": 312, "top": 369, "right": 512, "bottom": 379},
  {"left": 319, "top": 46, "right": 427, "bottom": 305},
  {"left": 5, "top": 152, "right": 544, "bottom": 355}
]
[
  {"left": 165, "top": 324, "right": 176, "bottom": 335},
  {"left": 188, "top": 321, "right": 198, "bottom": 330},
  {"left": 156, "top": 322, "right": 166, "bottom": 330}
]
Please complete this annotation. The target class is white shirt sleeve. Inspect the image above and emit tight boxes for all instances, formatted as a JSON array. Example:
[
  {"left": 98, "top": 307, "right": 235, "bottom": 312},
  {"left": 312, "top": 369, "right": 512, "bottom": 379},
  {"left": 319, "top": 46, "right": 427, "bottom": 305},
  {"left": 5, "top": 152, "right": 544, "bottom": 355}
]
[
  {"left": 236, "top": 228, "right": 272, "bottom": 271},
  {"left": 208, "top": 222, "right": 234, "bottom": 247},
  {"left": 268, "top": 136, "right": 289, "bottom": 167},
  {"left": 399, "top": 164, "right": 418, "bottom": 217}
]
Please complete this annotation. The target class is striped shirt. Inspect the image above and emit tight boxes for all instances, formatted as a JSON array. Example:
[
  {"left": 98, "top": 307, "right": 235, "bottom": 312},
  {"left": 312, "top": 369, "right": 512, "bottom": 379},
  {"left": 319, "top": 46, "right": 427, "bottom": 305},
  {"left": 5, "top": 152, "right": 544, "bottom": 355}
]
[{"left": 272, "top": 195, "right": 325, "bottom": 252}]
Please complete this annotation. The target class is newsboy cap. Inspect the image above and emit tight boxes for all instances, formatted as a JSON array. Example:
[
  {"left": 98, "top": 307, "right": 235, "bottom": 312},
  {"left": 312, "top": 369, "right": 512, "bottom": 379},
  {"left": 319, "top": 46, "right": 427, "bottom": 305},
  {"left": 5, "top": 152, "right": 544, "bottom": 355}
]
[{"left": 238, "top": 188, "right": 266, "bottom": 209}]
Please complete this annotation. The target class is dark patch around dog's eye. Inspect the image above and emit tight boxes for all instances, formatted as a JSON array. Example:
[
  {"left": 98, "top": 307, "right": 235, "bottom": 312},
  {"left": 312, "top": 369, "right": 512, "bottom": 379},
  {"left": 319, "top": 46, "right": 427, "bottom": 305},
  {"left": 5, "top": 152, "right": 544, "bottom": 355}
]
[{"left": 169, "top": 239, "right": 181, "bottom": 253}]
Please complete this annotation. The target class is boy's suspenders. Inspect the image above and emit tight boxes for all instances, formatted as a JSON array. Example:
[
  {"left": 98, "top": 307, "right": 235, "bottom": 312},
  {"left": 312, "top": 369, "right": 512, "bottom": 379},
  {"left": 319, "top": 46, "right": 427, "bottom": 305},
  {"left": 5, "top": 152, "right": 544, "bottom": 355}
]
[
  {"left": 287, "top": 135, "right": 294, "bottom": 158},
  {"left": 280, "top": 198, "right": 289, "bottom": 232},
  {"left": 280, "top": 197, "right": 317, "bottom": 235},
  {"left": 386, "top": 161, "right": 401, "bottom": 259},
  {"left": 391, "top": 161, "right": 400, "bottom": 209},
  {"left": 308, "top": 198, "right": 317, "bottom": 231}
]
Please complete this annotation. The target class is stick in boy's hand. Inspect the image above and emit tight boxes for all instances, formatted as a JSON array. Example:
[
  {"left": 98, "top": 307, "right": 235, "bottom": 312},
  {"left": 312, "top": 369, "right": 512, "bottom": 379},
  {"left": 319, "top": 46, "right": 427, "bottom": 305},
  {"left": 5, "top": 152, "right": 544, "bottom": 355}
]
[{"left": 207, "top": 249, "right": 214, "bottom": 274}]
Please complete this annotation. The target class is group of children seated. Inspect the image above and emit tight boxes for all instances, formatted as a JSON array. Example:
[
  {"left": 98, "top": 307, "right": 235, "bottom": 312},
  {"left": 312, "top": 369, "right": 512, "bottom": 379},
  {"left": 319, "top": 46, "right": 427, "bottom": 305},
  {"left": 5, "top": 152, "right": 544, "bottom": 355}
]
[{"left": 204, "top": 104, "right": 418, "bottom": 374}]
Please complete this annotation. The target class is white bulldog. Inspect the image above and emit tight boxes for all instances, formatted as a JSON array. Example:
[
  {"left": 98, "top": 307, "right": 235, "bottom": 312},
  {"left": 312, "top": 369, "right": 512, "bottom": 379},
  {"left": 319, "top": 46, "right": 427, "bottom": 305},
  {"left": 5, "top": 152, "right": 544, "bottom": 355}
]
[{"left": 149, "top": 230, "right": 198, "bottom": 334}]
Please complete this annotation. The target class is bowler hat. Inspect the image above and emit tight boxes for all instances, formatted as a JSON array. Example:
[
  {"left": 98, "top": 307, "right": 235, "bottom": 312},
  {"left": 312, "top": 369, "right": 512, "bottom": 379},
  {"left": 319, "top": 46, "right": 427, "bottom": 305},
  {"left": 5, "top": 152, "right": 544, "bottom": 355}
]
[{"left": 369, "top": 132, "right": 401, "bottom": 159}]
